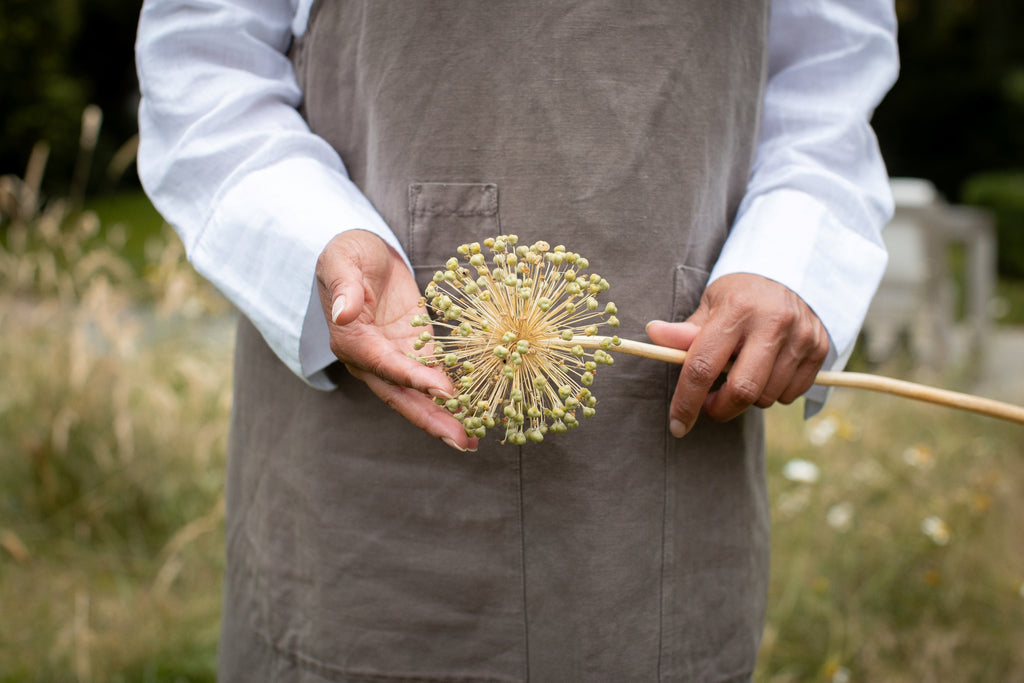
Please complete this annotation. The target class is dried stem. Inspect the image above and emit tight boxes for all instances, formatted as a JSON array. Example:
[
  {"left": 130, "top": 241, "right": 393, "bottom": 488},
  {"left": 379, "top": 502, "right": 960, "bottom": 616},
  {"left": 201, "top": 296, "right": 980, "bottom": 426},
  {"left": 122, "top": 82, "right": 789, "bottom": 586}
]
[{"left": 556, "top": 336, "right": 1024, "bottom": 425}]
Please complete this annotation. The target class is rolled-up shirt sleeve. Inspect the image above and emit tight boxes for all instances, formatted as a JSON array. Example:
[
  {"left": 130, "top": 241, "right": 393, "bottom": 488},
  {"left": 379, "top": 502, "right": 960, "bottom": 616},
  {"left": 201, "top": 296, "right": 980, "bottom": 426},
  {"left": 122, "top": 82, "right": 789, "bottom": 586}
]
[
  {"left": 136, "top": 0, "right": 404, "bottom": 389},
  {"left": 708, "top": 0, "right": 899, "bottom": 411}
]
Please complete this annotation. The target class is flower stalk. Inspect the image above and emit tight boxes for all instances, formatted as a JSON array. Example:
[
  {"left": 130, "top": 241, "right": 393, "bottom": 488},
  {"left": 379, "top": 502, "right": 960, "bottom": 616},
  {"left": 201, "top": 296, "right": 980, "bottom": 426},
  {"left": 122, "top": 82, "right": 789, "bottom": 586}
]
[{"left": 414, "top": 236, "right": 1024, "bottom": 445}]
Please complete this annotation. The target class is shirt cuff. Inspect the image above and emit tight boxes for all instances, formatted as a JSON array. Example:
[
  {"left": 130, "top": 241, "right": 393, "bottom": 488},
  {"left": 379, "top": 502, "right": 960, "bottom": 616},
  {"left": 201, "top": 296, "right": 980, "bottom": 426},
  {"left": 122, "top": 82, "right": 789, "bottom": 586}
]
[
  {"left": 190, "top": 156, "right": 406, "bottom": 388},
  {"left": 708, "top": 188, "right": 888, "bottom": 415}
]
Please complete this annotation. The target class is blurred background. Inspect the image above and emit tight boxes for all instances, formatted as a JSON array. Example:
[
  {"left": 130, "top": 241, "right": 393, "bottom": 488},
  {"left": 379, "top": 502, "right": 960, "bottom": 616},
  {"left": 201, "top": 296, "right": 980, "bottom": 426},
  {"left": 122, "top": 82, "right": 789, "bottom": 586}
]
[{"left": 1, "top": 1, "right": 1022, "bottom": 681}]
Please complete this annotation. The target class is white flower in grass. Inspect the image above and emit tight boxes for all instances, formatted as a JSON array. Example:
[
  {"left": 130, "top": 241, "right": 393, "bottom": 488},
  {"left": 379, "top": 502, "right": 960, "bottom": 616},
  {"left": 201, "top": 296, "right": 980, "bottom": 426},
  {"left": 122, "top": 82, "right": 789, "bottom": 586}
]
[
  {"left": 782, "top": 458, "right": 820, "bottom": 484},
  {"left": 832, "top": 666, "right": 852, "bottom": 683},
  {"left": 826, "top": 502, "right": 855, "bottom": 532},
  {"left": 902, "top": 443, "right": 935, "bottom": 470},
  {"left": 806, "top": 413, "right": 840, "bottom": 446},
  {"left": 921, "top": 515, "right": 951, "bottom": 546}
]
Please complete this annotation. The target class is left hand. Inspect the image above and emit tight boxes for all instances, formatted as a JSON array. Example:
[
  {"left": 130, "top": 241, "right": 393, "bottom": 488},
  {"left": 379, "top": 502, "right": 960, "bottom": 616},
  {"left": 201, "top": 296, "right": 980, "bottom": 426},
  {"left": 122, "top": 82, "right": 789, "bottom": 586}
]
[{"left": 646, "top": 273, "right": 830, "bottom": 437}]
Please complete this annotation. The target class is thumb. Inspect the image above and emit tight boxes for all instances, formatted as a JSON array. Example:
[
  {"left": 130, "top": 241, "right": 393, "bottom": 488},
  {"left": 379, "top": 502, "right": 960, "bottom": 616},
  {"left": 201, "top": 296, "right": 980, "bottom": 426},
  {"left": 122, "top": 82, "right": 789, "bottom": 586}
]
[
  {"left": 316, "top": 233, "right": 377, "bottom": 327},
  {"left": 325, "top": 276, "right": 366, "bottom": 327},
  {"left": 645, "top": 319, "right": 702, "bottom": 351}
]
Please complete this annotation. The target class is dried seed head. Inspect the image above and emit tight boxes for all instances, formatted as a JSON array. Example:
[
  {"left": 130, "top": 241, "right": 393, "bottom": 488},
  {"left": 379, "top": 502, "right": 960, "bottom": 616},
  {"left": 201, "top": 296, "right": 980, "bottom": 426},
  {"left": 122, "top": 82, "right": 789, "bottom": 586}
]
[{"left": 411, "top": 235, "right": 621, "bottom": 445}]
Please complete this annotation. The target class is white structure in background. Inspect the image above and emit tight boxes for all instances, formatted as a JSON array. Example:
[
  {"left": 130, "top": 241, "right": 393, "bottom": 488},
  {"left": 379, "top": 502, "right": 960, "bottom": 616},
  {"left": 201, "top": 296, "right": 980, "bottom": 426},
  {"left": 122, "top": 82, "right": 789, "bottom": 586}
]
[{"left": 862, "top": 177, "right": 997, "bottom": 371}]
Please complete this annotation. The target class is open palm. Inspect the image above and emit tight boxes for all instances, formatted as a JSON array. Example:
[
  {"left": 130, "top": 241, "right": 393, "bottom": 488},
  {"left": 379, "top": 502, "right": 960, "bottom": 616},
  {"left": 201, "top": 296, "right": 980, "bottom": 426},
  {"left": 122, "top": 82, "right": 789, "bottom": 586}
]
[{"left": 316, "top": 230, "right": 478, "bottom": 452}]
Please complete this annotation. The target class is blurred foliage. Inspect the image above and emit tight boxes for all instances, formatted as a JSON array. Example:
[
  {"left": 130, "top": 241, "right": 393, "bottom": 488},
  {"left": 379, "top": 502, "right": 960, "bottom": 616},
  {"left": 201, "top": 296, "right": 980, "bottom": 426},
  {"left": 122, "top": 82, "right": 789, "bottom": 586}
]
[
  {"left": 758, "top": 397, "right": 1024, "bottom": 683},
  {"left": 0, "top": 0, "right": 142, "bottom": 194},
  {"left": 1, "top": 160, "right": 230, "bottom": 680},
  {"left": 874, "top": 0, "right": 1024, "bottom": 202},
  {"left": 962, "top": 172, "right": 1024, "bottom": 278}
]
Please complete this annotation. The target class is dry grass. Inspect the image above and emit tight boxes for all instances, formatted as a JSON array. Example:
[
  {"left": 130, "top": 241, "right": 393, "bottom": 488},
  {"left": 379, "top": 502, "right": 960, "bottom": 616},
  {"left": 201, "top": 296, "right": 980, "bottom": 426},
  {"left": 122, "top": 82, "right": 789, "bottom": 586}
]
[{"left": 1, "top": 156, "right": 232, "bottom": 681}]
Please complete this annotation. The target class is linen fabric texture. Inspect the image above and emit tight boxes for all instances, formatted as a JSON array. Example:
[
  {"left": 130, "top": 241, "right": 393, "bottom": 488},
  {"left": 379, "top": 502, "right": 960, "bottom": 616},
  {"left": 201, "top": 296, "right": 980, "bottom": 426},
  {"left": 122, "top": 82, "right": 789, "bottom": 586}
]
[{"left": 221, "top": 2, "right": 770, "bottom": 681}]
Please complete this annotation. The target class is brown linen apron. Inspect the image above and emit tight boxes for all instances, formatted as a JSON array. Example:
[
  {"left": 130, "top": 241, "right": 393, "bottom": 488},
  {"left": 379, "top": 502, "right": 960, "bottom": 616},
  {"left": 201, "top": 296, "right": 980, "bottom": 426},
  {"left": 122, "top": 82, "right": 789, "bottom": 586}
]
[{"left": 220, "top": 2, "right": 769, "bottom": 681}]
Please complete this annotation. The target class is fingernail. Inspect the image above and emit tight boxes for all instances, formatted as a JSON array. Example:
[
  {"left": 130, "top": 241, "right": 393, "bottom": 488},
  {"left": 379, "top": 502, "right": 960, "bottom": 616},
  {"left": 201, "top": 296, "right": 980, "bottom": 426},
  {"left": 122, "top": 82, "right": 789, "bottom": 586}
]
[
  {"left": 428, "top": 387, "right": 454, "bottom": 400},
  {"left": 669, "top": 419, "right": 687, "bottom": 438},
  {"left": 331, "top": 295, "right": 346, "bottom": 324},
  {"left": 442, "top": 437, "right": 468, "bottom": 452}
]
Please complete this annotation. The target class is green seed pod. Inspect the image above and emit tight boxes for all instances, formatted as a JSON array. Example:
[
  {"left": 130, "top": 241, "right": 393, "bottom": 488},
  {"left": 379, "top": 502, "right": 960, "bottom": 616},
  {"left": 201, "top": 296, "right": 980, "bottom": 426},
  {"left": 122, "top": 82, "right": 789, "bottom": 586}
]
[
  {"left": 585, "top": 297, "right": 598, "bottom": 311},
  {"left": 418, "top": 331, "right": 432, "bottom": 342},
  {"left": 457, "top": 244, "right": 470, "bottom": 256},
  {"left": 516, "top": 339, "right": 531, "bottom": 354},
  {"left": 527, "top": 404, "right": 543, "bottom": 419},
  {"left": 584, "top": 361, "right": 597, "bottom": 372},
  {"left": 459, "top": 322, "right": 473, "bottom": 336},
  {"left": 526, "top": 428, "right": 544, "bottom": 443},
  {"left": 550, "top": 420, "right": 568, "bottom": 434},
  {"left": 558, "top": 385, "right": 573, "bottom": 399},
  {"left": 563, "top": 269, "right": 577, "bottom": 282},
  {"left": 582, "top": 406, "right": 596, "bottom": 418},
  {"left": 446, "top": 257, "right": 460, "bottom": 271},
  {"left": 608, "top": 316, "right": 620, "bottom": 327},
  {"left": 433, "top": 271, "right": 445, "bottom": 283},
  {"left": 503, "top": 365, "right": 515, "bottom": 379},
  {"left": 581, "top": 371, "right": 594, "bottom": 386},
  {"left": 571, "top": 345, "right": 585, "bottom": 358},
  {"left": 510, "top": 430, "right": 527, "bottom": 445},
  {"left": 502, "top": 331, "right": 517, "bottom": 344},
  {"left": 584, "top": 325, "right": 598, "bottom": 336},
  {"left": 469, "top": 253, "right": 485, "bottom": 267},
  {"left": 413, "top": 339, "right": 426, "bottom": 350},
  {"left": 561, "top": 330, "right": 574, "bottom": 341},
  {"left": 493, "top": 345, "right": 510, "bottom": 359},
  {"left": 445, "top": 398, "right": 460, "bottom": 412},
  {"left": 463, "top": 361, "right": 476, "bottom": 373},
  {"left": 604, "top": 302, "right": 618, "bottom": 315},
  {"left": 576, "top": 257, "right": 589, "bottom": 269},
  {"left": 436, "top": 295, "right": 452, "bottom": 310},
  {"left": 445, "top": 354, "right": 458, "bottom": 367}
]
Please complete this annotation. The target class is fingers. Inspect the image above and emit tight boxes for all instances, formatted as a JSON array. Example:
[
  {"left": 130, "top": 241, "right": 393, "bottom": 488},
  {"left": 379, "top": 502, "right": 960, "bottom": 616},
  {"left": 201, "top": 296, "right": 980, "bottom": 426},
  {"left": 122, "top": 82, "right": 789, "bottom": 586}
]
[
  {"left": 654, "top": 273, "right": 830, "bottom": 438},
  {"left": 669, "top": 315, "right": 744, "bottom": 437},
  {"left": 351, "top": 367, "right": 479, "bottom": 452}
]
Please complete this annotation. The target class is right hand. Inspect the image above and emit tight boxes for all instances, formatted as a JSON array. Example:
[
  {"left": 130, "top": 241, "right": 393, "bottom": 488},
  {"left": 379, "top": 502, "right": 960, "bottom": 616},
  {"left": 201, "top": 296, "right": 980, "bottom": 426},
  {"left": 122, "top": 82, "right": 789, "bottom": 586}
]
[{"left": 316, "top": 230, "right": 479, "bottom": 452}]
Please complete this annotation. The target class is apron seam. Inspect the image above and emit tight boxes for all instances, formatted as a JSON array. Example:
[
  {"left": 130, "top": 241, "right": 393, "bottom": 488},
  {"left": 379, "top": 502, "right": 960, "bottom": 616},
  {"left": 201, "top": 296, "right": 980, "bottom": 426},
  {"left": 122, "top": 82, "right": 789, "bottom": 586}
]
[{"left": 516, "top": 446, "right": 531, "bottom": 681}]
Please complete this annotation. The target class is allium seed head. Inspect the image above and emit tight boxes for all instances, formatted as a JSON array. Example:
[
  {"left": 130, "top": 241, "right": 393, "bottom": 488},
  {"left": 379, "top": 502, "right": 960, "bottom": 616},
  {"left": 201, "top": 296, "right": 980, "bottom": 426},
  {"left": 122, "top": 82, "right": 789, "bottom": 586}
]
[{"left": 411, "top": 235, "right": 620, "bottom": 445}]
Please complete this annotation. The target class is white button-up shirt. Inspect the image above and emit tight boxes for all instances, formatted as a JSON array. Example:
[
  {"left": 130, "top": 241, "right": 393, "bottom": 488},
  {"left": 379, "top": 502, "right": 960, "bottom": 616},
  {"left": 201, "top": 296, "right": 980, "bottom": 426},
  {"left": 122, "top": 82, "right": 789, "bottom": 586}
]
[{"left": 135, "top": 0, "right": 899, "bottom": 407}]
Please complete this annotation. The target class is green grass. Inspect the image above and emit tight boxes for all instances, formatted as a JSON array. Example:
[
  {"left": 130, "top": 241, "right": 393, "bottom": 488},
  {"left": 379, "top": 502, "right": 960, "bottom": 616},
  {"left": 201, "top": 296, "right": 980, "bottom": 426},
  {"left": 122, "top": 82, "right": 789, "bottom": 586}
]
[{"left": 2, "top": 188, "right": 1022, "bottom": 681}]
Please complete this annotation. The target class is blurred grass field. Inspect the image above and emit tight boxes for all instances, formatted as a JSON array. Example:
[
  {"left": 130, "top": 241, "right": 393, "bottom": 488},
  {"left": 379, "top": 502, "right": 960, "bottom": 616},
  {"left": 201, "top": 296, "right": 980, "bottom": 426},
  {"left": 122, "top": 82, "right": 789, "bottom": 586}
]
[{"left": 1, "top": 184, "right": 1022, "bottom": 681}]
